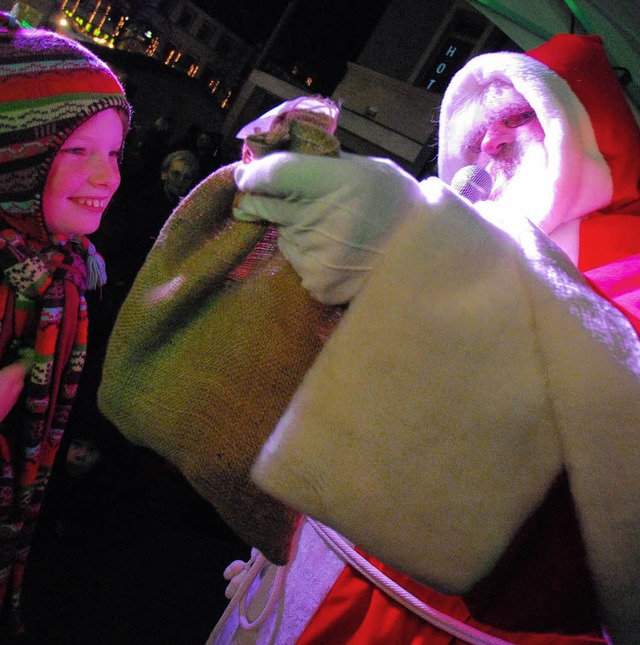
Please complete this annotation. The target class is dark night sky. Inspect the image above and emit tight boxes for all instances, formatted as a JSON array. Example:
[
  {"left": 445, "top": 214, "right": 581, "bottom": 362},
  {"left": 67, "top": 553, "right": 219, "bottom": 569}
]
[
  {"left": 193, "top": 0, "right": 292, "bottom": 43},
  {"left": 192, "top": 0, "right": 392, "bottom": 93}
]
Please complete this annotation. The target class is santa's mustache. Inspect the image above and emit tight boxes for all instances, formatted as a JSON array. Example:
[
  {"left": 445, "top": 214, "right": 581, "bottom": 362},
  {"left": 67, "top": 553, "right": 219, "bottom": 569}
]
[{"left": 481, "top": 140, "right": 547, "bottom": 201}]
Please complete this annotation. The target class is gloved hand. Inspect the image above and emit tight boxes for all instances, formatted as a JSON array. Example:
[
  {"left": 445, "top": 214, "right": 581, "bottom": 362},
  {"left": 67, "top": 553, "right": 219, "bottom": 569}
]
[
  {"left": 222, "top": 548, "right": 262, "bottom": 600},
  {"left": 233, "top": 151, "right": 426, "bottom": 304}
]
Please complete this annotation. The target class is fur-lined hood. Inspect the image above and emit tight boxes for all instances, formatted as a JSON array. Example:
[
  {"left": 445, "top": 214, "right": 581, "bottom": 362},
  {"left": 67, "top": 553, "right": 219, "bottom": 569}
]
[{"left": 438, "top": 34, "right": 640, "bottom": 238}]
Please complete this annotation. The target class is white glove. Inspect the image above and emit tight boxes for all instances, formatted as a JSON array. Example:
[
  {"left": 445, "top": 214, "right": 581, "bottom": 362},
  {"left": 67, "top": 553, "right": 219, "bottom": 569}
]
[{"left": 233, "top": 151, "right": 425, "bottom": 304}]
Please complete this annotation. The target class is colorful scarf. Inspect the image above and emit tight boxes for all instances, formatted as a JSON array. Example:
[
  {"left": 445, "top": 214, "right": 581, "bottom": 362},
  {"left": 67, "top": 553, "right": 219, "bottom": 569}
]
[{"left": 0, "top": 220, "right": 102, "bottom": 632}]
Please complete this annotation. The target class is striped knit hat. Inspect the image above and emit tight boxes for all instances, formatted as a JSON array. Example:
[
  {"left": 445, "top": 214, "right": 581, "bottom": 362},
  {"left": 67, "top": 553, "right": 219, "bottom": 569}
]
[{"left": 0, "top": 12, "right": 131, "bottom": 244}]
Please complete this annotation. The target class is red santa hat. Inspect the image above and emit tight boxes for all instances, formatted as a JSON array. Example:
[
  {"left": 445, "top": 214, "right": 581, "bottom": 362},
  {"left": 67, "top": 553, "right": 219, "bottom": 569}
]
[{"left": 527, "top": 34, "right": 640, "bottom": 211}]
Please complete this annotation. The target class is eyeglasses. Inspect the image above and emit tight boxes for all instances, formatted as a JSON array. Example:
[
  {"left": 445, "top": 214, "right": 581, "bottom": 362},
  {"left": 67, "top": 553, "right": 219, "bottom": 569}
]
[{"left": 501, "top": 110, "right": 536, "bottom": 129}]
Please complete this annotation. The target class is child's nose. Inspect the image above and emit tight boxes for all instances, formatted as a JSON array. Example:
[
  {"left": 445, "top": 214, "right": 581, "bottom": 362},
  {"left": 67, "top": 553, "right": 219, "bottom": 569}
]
[{"left": 89, "top": 155, "right": 120, "bottom": 187}]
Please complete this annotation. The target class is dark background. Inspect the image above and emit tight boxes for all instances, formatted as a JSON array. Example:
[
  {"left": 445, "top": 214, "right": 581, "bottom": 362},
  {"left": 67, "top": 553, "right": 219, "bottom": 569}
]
[{"left": 193, "top": 0, "right": 393, "bottom": 94}]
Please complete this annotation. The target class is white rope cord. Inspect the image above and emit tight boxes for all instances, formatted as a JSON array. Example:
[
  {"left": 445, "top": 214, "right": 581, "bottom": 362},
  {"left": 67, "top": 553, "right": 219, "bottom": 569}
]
[
  {"left": 309, "top": 518, "right": 517, "bottom": 645},
  {"left": 204, "top": 527, "right": 300, "bottom": 644},
  {"left": 204, "top": 551, "right": 261, "bottom": 645},
  {"left": 205, "top": 551, "right": 290, "bottom": 643},
  {"left": 206, "top": 517, "right": 518, "bottom": 645},
  {"left": 238, "top": 555, "right": 288, "bottom": 630}
]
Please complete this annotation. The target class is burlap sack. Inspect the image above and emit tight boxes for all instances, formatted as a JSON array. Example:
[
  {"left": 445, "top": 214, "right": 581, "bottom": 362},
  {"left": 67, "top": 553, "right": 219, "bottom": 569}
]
[{"left": 98, "top": 116, "right": 343, "bottom": 564}]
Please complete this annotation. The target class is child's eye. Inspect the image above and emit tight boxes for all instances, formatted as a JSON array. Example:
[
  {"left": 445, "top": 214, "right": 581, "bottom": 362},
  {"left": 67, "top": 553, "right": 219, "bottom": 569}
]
[{"left": 61, "top": 147, "right": 86, "bottom": 155}]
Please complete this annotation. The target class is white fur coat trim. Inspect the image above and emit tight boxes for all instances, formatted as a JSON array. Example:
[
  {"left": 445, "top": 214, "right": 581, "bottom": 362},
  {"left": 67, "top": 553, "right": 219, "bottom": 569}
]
[{"left": 253, "top": 181, "right": 640, "bottom": 642}]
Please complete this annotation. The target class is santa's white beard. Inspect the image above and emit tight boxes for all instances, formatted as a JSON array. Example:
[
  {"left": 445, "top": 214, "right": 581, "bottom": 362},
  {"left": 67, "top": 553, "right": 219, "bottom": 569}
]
[{"left": 477, "top": 141, "right": 555, "bottom": 233}]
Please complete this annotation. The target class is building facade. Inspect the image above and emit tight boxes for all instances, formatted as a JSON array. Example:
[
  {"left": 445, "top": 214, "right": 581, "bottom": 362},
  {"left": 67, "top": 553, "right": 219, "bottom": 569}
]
[
  {"left": 3, "top": 0, "right": 254, "bottom": 114},
  {"left": 223, "top": 0, "right": 519, "bottom": 178}
]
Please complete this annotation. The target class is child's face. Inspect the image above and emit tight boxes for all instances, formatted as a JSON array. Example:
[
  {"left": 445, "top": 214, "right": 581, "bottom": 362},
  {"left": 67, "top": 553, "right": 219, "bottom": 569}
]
[
  {"left": 66, "top": 439, "right": 101, "bottom": 476},
  {"left": 42, "top": 108, "right": 125, "bottom": 236}
]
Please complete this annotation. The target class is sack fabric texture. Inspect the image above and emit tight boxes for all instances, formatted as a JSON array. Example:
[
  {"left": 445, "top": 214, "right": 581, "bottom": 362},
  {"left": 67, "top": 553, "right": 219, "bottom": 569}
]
[{"left": 98, "top": 110, "right": 343, "bottom": 564}]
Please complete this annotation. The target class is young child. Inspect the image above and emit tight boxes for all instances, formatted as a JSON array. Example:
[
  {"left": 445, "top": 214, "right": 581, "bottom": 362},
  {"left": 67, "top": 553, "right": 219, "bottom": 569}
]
[{"left": 0, "top": 12, "right": 131, "bottom": 635}]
